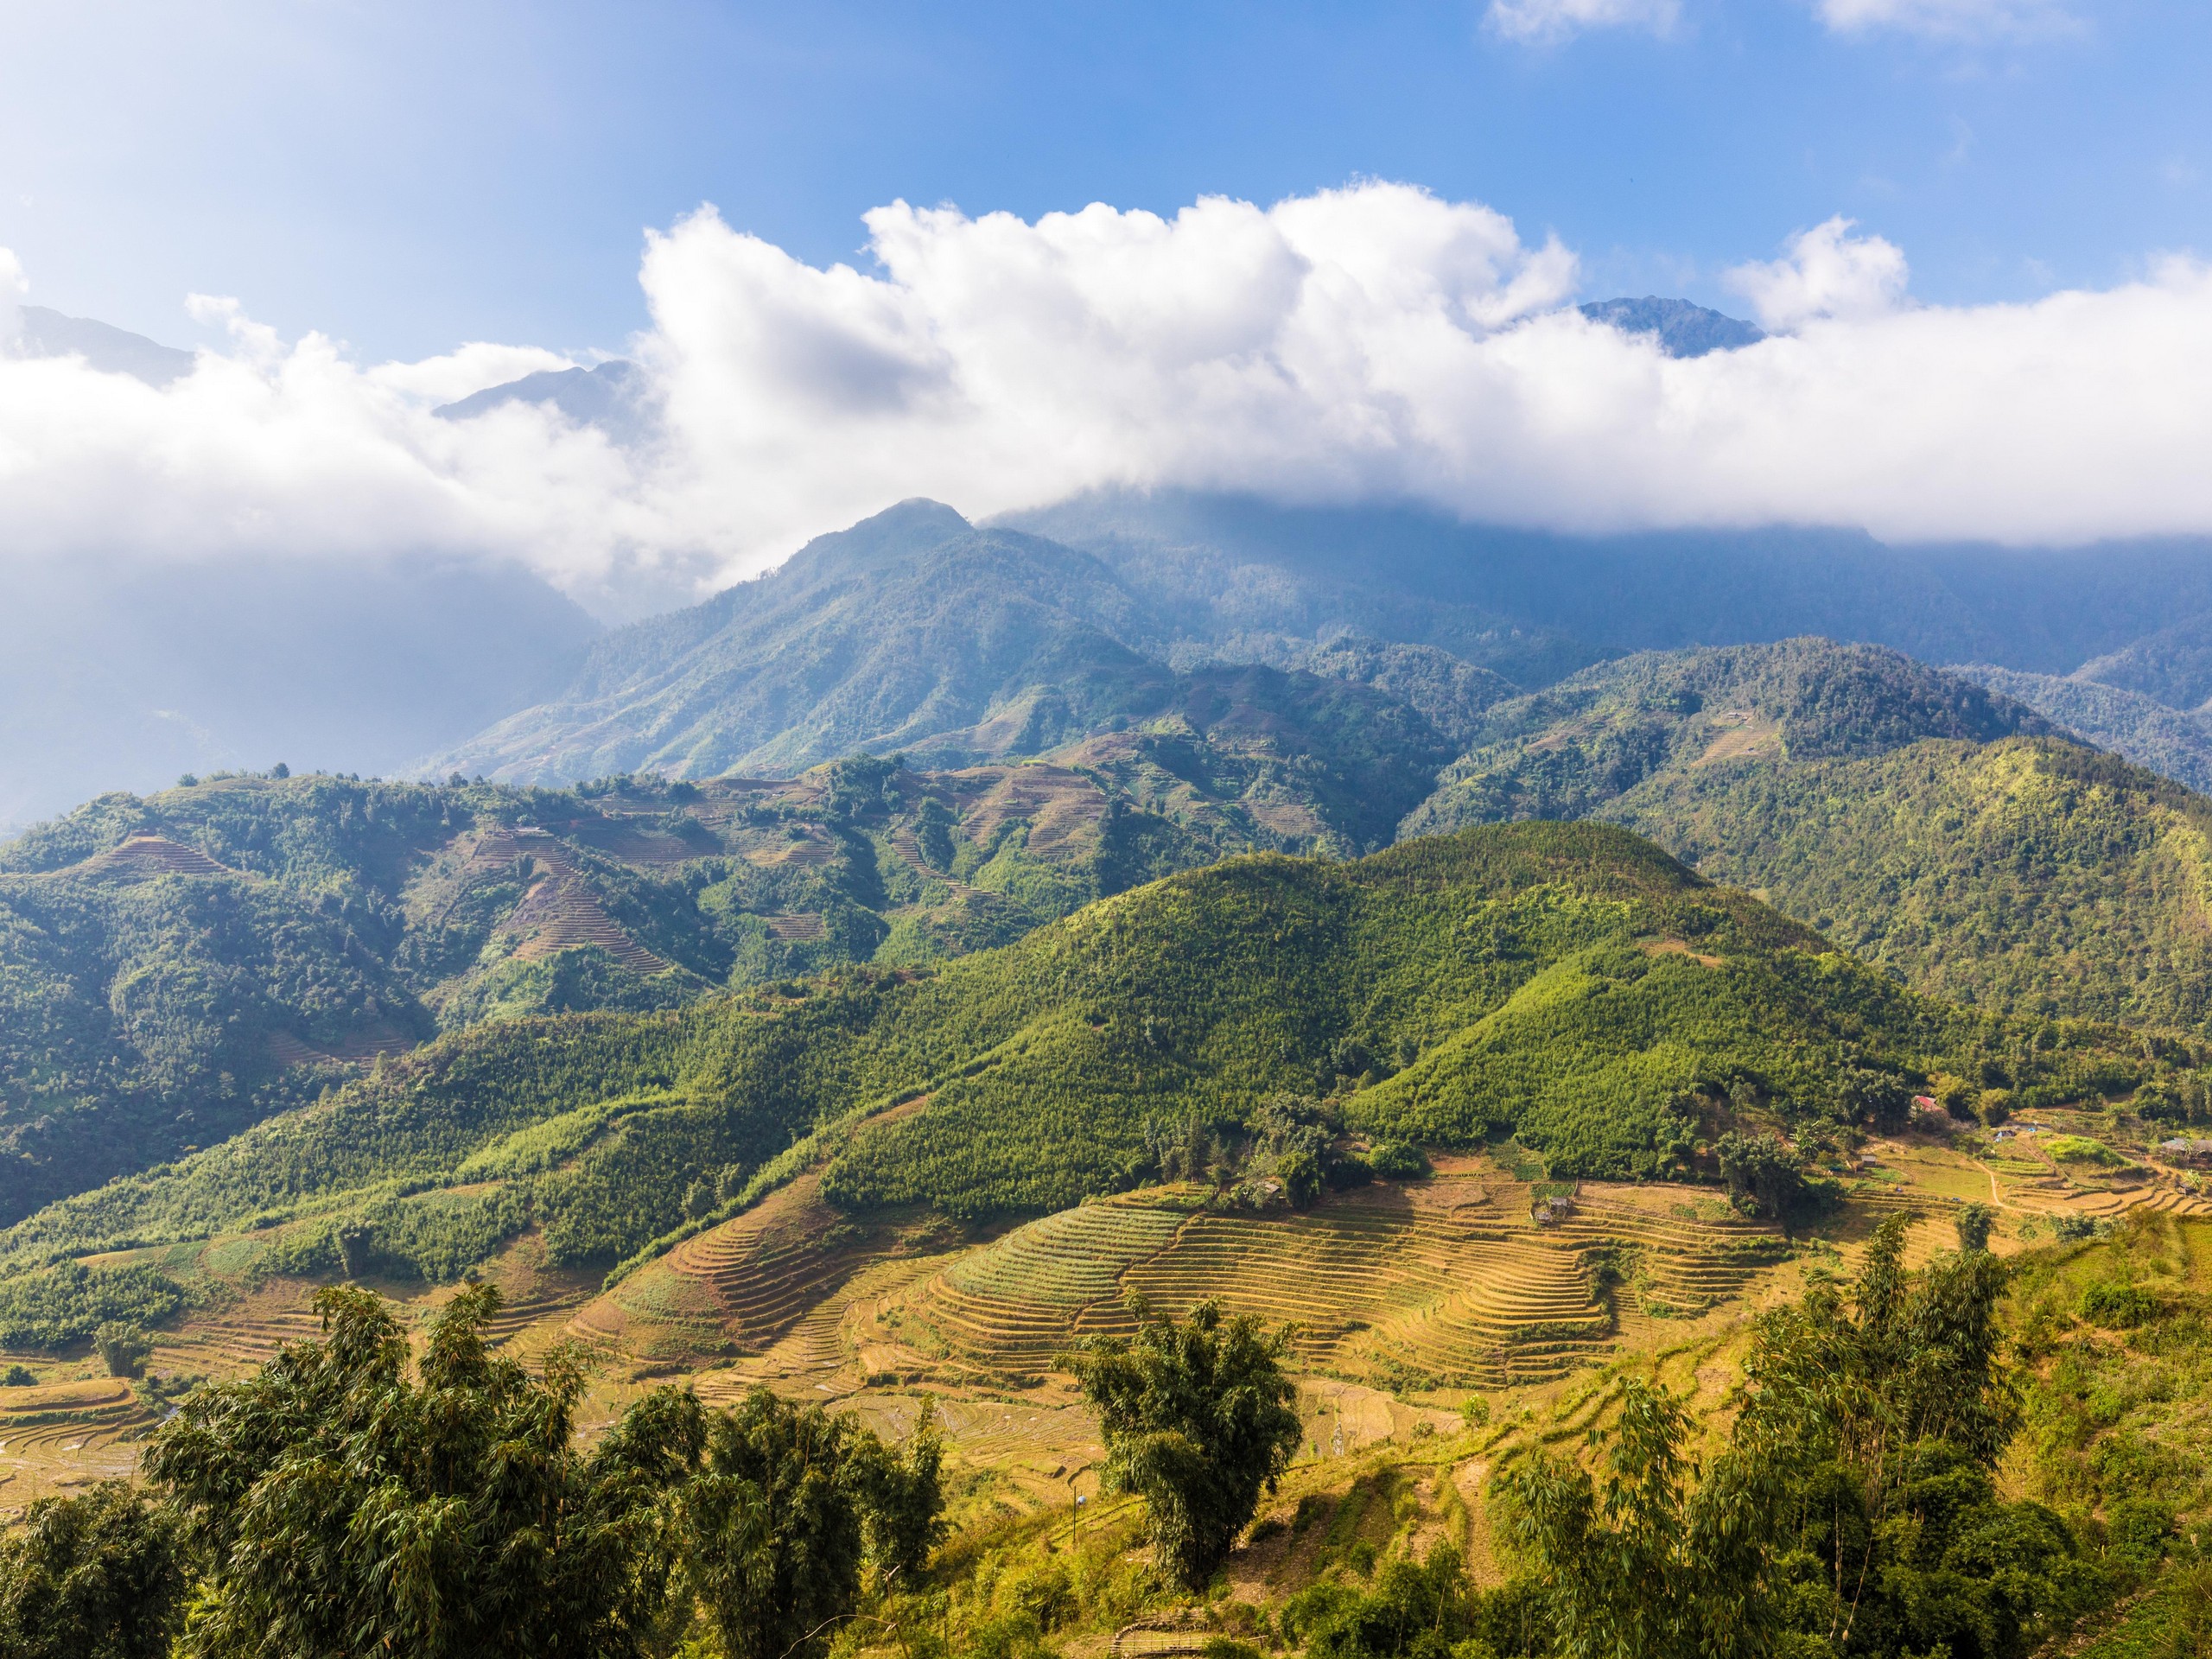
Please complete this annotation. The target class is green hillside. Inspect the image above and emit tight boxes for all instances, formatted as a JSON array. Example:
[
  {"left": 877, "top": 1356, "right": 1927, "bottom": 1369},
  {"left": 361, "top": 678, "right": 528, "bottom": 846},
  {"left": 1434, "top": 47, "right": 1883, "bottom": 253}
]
[
  {"left": 3, "top": 823, "right": 2177, "bottom": 1332},
  {"left": 1403, "top": 637, "right": 2055, "bottom": 833},
  {"left": 1610, "top": 736, "right": 2212, "bottom": 1037},
  {"left": 1395, "top": 639, "right": 2212, "bottom": 1036},
  {"left": 1954, "top": 662, "right": 2212, "bottom": 794},
  {"left": 0, "top": 672, "right": 1465, "bottom": 1227}
]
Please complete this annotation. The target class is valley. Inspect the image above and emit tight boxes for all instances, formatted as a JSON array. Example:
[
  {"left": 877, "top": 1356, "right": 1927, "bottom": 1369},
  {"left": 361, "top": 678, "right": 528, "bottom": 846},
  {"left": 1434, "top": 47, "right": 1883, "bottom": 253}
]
[{"left": 14, "top": 503, "right": 2212, "bottom": 1654}]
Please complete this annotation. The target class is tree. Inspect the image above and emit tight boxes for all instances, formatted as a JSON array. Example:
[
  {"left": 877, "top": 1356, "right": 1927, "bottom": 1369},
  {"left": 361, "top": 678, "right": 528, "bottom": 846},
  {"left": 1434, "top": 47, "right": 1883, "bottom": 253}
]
[
  {"left": 0, "top": 1482, "right": 185, "bottom": 1659},
  {"left": 1063, "top": 1299, "right": 1302, "bottom": 1591},
  {"left": 89, "top": 1324, "right": 149, "bottom": 1381},
  {"left": 1738, "top": 1214, "right": 2094, "bottom": 1657},
  {"left": 1956, "top": 1200, "right": 1995, "bottom": 1253},
  {"left": 855, "top": 1395, "right": 947, "bottom": 1588},
  {"left": 1508, "top": 1378, "right": 1780, "bottom": 1659},
  {"left": 677, "top": 1386, "right": 909, "bottom": 1659},
  {"left": 1714, "top": 1131, "right": 1808, "bottom": 1219},
  {"left": 144, "top": 1283, "right": 702, "bottom": 1659}
]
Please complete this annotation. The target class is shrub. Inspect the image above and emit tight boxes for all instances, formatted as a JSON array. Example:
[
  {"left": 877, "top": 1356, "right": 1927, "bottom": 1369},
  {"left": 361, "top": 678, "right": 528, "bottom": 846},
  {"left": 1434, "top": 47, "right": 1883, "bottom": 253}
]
[
  {"left": 1368, "top": 1142, "right": 1432, "bottom": 1180},
  {"left": 2081, "top": 1281, "right": 2158, "bottom": 1328},
  {"left": 93, "top": 1322, "right": 152, "bottom": 1380}
]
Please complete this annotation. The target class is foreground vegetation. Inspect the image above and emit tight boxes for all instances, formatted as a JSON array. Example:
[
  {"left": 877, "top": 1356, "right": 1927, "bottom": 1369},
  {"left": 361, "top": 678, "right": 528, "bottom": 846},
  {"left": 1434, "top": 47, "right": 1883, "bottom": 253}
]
[{"left": 9, "top": 1210, "right": 2208, "bottom": 1659}]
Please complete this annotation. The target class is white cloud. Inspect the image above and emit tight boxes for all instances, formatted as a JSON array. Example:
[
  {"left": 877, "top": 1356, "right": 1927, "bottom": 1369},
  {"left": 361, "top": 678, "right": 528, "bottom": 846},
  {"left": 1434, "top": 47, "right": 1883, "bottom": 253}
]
[
  {"left": 1726, "top": 217, "right": 1911, "bottom": 330},
  {"left": 1817, "top": 0, "right": 2076, "bottom": 41},
  {"left": 3, "top": 179, "right": 2212, "bottom": 611},
  {"left": 1486, "top": 0, "right": 1681, "bottom": 44}
]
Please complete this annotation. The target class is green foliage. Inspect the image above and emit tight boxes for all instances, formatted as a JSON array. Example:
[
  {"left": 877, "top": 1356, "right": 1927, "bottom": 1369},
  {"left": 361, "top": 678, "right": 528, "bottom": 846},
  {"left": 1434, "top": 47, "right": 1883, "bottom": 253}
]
[
  {"left": 0, "top": 700, "right": 1445, "bottom": 1224},
  {"left": 1064, "top": 1299, "right": 1302, "bottom": 1591},
  {"left": 0, "top": 1262, "right": 184, "bottom": 1351},
  {"left": 1509, "top": 1378, "right": 1777, "bottom": 1659},
  {"left": 1504, "top": 1215, "right": 2108, "bottom": 1659},
  {"left": 91, "top": 1322, "right": 149, "bottom": 1379},
  {"left": 1367, "top": 1141, "right": 1432, "bottom": 1181},
  {"left": 1611, "top": 735, "right": 2212, "bottom": 1038},
  {"left": 0, "top": 823, "right": 2183, "bottom": 1291},
  {"left": 1281, "top": 1542, "right": 1512, "bottom": 1659},
  {"left": 2081, "top": 1281, "right": 2159, "bottom": 1329},
  {"left": 0, "top": 1481, "right": 186, "bottom": 1659},
  {"left": 1408, "top": 638, "right": 2050, "bottom": 834},
  {"left": 1953, "top": 664, "right": 2212, "bottom": 797},
  {"left": 145, "top": 1283, "right": 702, "bottom": 1659},
  {"left": 1743, "top": 1215, "right": 2103, "bottom": 1657},
  {"left": 1957, "top": 1201, "right": 1996, "bottom": 1253},
  {"left": 1402, "top": 639, "right": 2212, "bottom": 1039},
  {"left": 676, "top": 1385, "right": 944, "bottom": 1659},
  {"left": 1713, "top": 1130, "right": 1810, "bottom": 1220}
]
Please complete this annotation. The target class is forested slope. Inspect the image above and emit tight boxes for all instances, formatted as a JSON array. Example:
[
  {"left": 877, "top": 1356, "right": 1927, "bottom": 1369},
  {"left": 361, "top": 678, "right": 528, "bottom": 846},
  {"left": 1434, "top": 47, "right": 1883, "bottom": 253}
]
[
  {"left": 1953, "top": 663, "right": 2212, "bottom": 794},
  {"left": 3, "top": 823, "right": 2180, "bottom": 1332},
  {"left": 1611, "top": 737, "right": 2212, "bottom": 1035},
  {"left": 1399, "top": 639, "right": 2212, "bottom": 1037},
  {"left": 0, "top": 673, "right": 1469, "bottom": 1227}
]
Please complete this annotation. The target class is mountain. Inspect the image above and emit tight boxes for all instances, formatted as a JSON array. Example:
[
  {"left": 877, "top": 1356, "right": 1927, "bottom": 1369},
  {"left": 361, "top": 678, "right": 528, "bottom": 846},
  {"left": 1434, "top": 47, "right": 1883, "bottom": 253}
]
[
  {"left": 427, "top": 500, "right": 1476, "bottom": 810},
  {"left": 2067, "top": 611, "right": 2212, "bottom": 711},
  {"left": 1576, "top": 296, "right": 1764, "bottom": 357},
  {"left": 3, "top": 819, "right": 2176, "bottom": 1318},
  {"left": 1403, "top": 638, "right": 2057, "bottom": 830},
  {"left": 0, "top": 693, "right": 1474, "bottom": 1225},
  {"left": 1948, "top": 664, "right": 2212, "bottom": 795},
  {"left": 0, "top": 552, "right": 598, "bottom": 834},
  {"left": 1005, "top": 490, "right": 2212, "bottom": 676},
  {"left": 4, "top": 305, "right": 196, "bottom": 385},
  {"left": 434, "top": 359, "right": 652, "bottom": 442},
  {"left": 421, "top": 493, "right": 2212, "bottom": 816},
  {"left": 1611, "top": 736, "right": 2212, "bottom": 1037},
  {"left": 1402, "top": 638, "right": 2212, "bottom": 1036}
]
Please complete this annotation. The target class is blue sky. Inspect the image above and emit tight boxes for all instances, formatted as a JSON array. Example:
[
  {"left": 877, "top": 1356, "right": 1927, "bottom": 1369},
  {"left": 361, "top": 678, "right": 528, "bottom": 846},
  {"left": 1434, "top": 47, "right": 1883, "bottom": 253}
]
[{"left": 3, "top": 0, "right": 2208, "bottom": 361}]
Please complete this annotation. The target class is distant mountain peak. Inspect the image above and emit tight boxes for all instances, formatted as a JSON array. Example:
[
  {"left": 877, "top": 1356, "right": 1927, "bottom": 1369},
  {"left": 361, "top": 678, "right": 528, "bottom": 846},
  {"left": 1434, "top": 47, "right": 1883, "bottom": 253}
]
[
  {"left": 5, "top": 304, "right": 196, "bottom": 386},
  {"left": 434, "top": 359, "right": 650, "bottom": 439},
  {"left": 1577, "top": 296, "right": 1764, "bottom": 359}
]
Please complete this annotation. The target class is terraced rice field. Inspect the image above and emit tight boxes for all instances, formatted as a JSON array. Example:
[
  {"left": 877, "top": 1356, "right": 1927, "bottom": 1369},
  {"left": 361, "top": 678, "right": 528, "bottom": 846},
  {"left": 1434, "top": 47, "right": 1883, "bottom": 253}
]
[
  {"left": 954, "top": 766, "right": 1109, "bottom": 858},
  {"left": 503, "top": 872, "right": 664, "bottom": 972},
  {"left": 875, "top": 1173, "right": 1791, "bottom": 1389},
  {"left": 25, "top": 1120, "right": 2209, "bottom": 1510},
  {"left": 574, "top": 1173, "right": 919, "bottom": 1361},
  {"left": 0, "top": 1377, "right": 150, "bottom": 1505},
  {"left": 63, "top": 834, "right": 235, "bottom": 880}
]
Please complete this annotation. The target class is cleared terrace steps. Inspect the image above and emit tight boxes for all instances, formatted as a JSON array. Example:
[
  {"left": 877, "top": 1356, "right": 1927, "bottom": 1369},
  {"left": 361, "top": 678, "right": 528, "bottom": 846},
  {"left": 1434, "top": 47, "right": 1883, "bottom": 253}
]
[
  {"left": 464, "top": 830, "right": 667, "bottom": 975},
  {"left": 891, "top": 1181, "right": 1791, "bottom": 1389},
  {"left": 54, "top": 834, "right": 235, "bottom": 881},
  {"left": 153, "top": 1300, "right": 328, "bottom": 1376},
  {"left": 737, "top": 1254, "right": 951, "bottom": 1384},
  {"left": 0, "top": 1380, "right": 146, "bottom": 1457},
  {"left": 883, "top": 829, "right": 988, "bottom": 900},
  {"left": 571, "top": 1174, "right": 891, "bottom": 1357},
  {"left": 505, "top": 874, "right": 666, "bottom": 974}
]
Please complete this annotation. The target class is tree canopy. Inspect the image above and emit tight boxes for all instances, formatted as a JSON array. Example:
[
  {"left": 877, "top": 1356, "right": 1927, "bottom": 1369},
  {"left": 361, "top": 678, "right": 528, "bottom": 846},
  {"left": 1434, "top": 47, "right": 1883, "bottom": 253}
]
[{"left": 1065, "top": 1298, "right": 1303, "bottom": 1591}]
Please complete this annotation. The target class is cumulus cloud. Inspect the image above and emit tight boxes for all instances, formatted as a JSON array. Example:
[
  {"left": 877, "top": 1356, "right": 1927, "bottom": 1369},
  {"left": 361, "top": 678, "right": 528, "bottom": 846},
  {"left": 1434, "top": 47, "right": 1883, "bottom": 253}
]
[
  {"left": 1485, "top": 0, "right": 1681, "bottom": 44},
  {"left": 1816, "top": 0, "right": 2076, "bottom": 40},
  {"left": 1726, "top": 217, "right": 1910, "bottom": 329},
  {"left": 3, "top": 179, "right": 2212, "bottom": 608}
]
